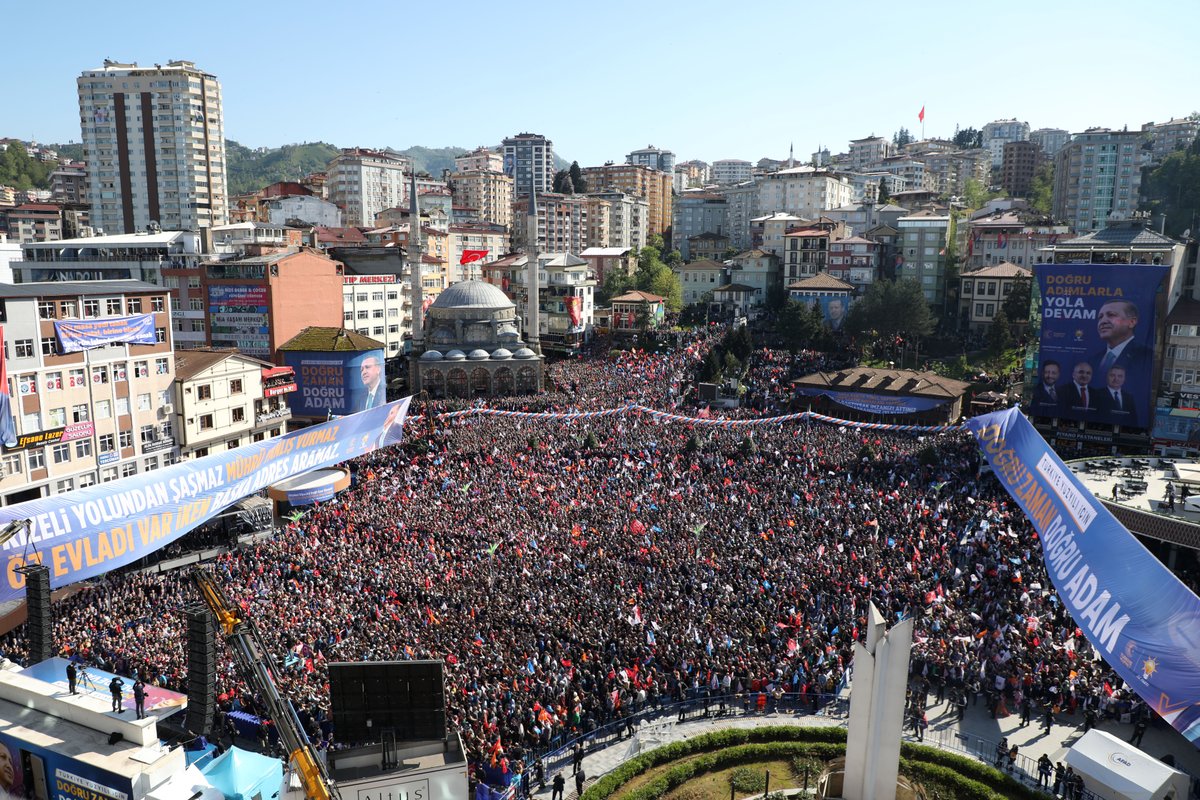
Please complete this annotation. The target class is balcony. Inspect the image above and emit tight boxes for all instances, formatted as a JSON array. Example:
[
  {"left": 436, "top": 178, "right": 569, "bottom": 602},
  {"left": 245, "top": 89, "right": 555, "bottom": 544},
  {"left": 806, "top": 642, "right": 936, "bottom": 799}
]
[{"left": 255, "top": 406, "right": 292, "bottom": 427}]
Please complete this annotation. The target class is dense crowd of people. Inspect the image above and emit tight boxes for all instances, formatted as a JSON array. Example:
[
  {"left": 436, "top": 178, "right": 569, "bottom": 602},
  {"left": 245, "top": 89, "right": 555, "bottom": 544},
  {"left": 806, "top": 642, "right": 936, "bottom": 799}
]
[{"left": 0, "top": 332, "right": 1152, "bottom": 794}]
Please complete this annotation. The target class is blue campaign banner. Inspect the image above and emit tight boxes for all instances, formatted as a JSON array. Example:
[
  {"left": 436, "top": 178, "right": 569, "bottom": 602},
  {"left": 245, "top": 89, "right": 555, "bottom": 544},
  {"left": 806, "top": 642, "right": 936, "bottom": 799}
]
[
  {"left": 794, "top": 387, "right": 948, "bottom": 415},
  {"left": 281, "top": 349, "right": 386, "bottom": 417},
  {"left": 967, "top": 407, "right": 1200, "bottom": 745},
  {"left": 54, "top": 314, "right": 156, "bottom": 353},
  {"left": 1033, "top": 263, "right": 1166, "bottom": 429},
  {"left": 802, "top": 295, "right": 852, "bottom": 332},
  {"left": 0, "top": 398, "right": 410, "bottom": 605}
]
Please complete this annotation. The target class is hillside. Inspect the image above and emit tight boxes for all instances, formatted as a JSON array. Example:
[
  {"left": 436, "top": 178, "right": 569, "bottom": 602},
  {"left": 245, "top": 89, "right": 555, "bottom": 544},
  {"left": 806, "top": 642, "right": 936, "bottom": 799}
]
[{"left": 225, "top": 140, "right": 341, "bottom": 195}]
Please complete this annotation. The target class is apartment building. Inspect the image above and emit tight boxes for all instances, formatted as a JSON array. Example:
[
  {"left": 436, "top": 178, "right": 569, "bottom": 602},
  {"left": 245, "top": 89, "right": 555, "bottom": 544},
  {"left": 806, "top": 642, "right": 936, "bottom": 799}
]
[
  {"left": 1030, "top": 128, "right": 1070, "bottom": 159},
  {"left": 964, "top": 210, "right": 1069, "bottom": 270},
  {"left": 586, "top": 190, "right": 648, "bottom": 250},
  {"left": 340, "top": 275, "right": 408, "bottom": 359},
  {"left": 49, "top": 163, "right": 88, "bottom": 205},
  {"left": 580, "top": 163, "right": 673, "bottom": 239},
  {"left": 449, "top": 170, "right": 513, "bottom": 230},
  {"left": 510, "top": 193, "right": 590, "bottom": 253},
  {"left": 711, "top": 159, "right": 753, "bottom": 185},
  {"left": 958, "top": 262, "right": 1031, "bottom": 331},
  {"left": 173, "top": 348, "right": 294, "bottom": 460},
  {"left": 1001, "top": 141, "right": 1044, "bottom": 198},
  {"left": 449, "top": 223, "right": 509, "bottom": 282},
  {"left": 847, "top": 136, "right": 892, "bottom": 171},
  {"left": 673, "top": 193, "right": 727, "bottom": 260},
  {"left": 896, "top": 210, "right": 952, "bottom": 307},
  {"left": 0, "top": 280, "right": 176, "bottom": 505},
  {"left": 502, "top": 133, "right": 555, "bottom": 196},
  {"left": 78, "top": 60, "right": 228, "bottom": 233},
  {"left": 675, "top": 160, "right": 710, "bottom": 192},
  {"left": 719, "top": 181, "right": 758, "bottom": 252},
  {"left": 1142, "top": 118, "right": 1200, "bottom": 164},
  {"left": 455, "top": 146, "right": 504, "bottom": 173},
  {"left": 755, "top": 167, "right": 854, "bottom": 220},
  {"left": 627, "top": 145, "right": 675, "bottom": 177},
  {"left": 326, "top": 148, "right": 411, "bottom": 227},
  {"left": 828, "top": 236, "right": 881, "bottom": 291},
  {"left": 982, "top": 118, "right": 1030, "bottom": 168},
  {"left": 5, "top": 205, "right": 63, "bottom": 244},
  {"left": 677, "top": 259, "right": 727, "bottom": 305},
  {"left": 1052, "top": 128, "right": 1142, "bottom": 233}
]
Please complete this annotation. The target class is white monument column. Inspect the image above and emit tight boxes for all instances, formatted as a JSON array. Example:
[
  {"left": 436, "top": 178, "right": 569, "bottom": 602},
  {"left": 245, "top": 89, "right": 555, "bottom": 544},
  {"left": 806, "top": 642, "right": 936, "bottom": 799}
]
[{"left": 843, "top": 602, "right": 914, "bottom": 800}]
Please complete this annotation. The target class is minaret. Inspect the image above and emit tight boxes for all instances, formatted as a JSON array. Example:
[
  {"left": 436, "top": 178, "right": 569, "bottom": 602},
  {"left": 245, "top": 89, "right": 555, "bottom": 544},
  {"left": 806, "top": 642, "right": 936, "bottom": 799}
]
[
  {"left": 788, "top": 142, "right": 795, "bottom": 169},
  {"left": 524, "top": 176, "right": 541, "bottom": 357},
  {"left": 408, "top": 172, "right": 425, "bottom": 388}
]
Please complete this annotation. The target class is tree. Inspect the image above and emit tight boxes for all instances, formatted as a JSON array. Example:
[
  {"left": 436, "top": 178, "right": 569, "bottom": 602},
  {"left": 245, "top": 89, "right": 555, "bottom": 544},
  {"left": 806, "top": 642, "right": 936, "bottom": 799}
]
[
  {"left": 1029, "top": 163, "right": 1054, "bottom": 216},
  {"left": 845, "top": 279, "right": 934, "bottom": 343},
  {"left": 1142, "top": 139, "right": 1200, "bottom": 237},
  {"left": 649, "top": 234, "right": 666, "bottom": 251},
  {"left": 568, "top": 161, "right": 587, "bottom": 194},
  {"left": 1001, "top": 276, "right": 1032, "bottom": 323},
  {"left": 876, "top": 178, "right": 891, "bottom": 204},
  {"left": 649, "top": 267, "right": 683, "bottom": 311},
  {"left": 988, "top": 309, "right": 1013, "bottom": 355},
  {"left": 664, "top": 249, "right": 683, "bottom": 268},
  {"left": 963, "top": 179, "right": 990, "bottom": 210},
  {"left": 599, "top": 269, "right": 634, "bottom": 305},
  {"left": 953, "top": 127, "right": 983, "bottom": 149},
  {"left": 777, "top": 300, "right": 819, "bottom": 351},
  {"left": 893, "top": 128, "right": 914, "bottom": 147},
  {"left": 552, "top": 169, "right": 573, "bottom": 194}
]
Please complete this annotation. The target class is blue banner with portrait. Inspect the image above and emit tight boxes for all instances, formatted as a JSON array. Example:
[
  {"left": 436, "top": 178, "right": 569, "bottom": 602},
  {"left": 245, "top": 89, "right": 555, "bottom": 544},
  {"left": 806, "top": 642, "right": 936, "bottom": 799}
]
[
  {"left": 802, "top": 295, "right": 853, "bottom": 333},
  {"left": 794, "top": 387, "right": 948, "bottom": 415},
  {"left": 1031, "top": 264, "right": 1166, "bottom": 428},
  {"left": 54, "top": 314, "right": 156, "bottom": 353},
  {"left": 967, "top": 407, "right": 1200, "bottom": 746},
  {"left": 281, "top": 349, "right": 386, "bottom": 417},
  {"left": 0, "top": 398, "right": 410, "bottom": 605}
]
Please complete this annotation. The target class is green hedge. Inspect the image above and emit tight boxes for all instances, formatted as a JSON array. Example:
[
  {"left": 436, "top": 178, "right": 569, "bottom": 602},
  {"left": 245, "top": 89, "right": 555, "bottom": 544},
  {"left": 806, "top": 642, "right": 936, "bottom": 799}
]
[{"left": 584, "top": 726, "right": 1037, "bottom": 800}]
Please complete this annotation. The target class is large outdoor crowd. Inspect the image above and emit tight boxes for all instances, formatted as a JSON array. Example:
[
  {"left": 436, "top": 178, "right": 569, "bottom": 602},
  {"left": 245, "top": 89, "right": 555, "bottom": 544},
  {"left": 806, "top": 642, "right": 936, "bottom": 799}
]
[{"left": 0, "top": 332, "right": 1152, "bottom": 794}]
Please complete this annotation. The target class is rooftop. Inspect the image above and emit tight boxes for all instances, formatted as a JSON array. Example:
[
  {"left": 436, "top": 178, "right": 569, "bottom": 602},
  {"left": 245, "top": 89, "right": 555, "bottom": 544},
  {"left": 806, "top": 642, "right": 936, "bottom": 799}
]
[
  {"left": 1067, "top": 456, "right": 1200, "bottom": 549},
  {"left": 278, "top": 327, "right": 384, "bottom": 352},
  {"left": 787, "top": 273, "right": 855, "bottom": 291},
  {"left": 794, "top": 367, "right": 971, "bottom": 399},
  {"left": 960, "top": 262, "right": 1032, "bottom": 279},
  {"left": 682, "top": 259, "right": 726, "bottom": 271},
  {"left": 1052, "top": 223, "right": 1180, "bottom": 250},
  {"left": 0, "top": 280, "right": 162, "bottom": 298},
  {"left": 21, "top": 231, "right": 194, "bottom": 249},
  {"left": 612, "top": 290, "right": 666, "bottom": 304},
  {"left": 173, "top": 348, "right": 272, "bottom": 381},
  {"left": 580, "top": 247, "right": 632, "bottom": 257}
]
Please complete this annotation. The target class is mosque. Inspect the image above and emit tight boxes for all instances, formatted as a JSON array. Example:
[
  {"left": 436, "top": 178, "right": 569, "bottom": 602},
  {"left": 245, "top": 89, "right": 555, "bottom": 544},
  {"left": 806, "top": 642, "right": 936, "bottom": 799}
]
[{"left": 410, "top": 280, "right": 544, "bottom": 397}]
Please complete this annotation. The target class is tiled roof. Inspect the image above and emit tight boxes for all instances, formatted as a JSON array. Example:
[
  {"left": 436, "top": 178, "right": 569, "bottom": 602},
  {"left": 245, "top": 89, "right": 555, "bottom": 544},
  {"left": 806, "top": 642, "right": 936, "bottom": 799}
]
[
  {"left": 960, "top": 261, "right": 1032, "bottom": 279},
  {"left": 683, "top": 259, "right": 726, "bottom": 270},
  {"left": 793, "top": 367, "right": 971, "bottom": 399},
  {"left": 1054, "top": 224, "right": 1180, "bottom": 249},
  {"left": 173, "top": 348, "right": 272, "bottom": 381},
  {"left": 278, "top": 327, "right": 384, "bottom": 352},
  {"left": 787, "top": 273, "right": 854, "bottom": 291},
  {"left": 612, "top": 291, "right": 666, "bottom": 303}
]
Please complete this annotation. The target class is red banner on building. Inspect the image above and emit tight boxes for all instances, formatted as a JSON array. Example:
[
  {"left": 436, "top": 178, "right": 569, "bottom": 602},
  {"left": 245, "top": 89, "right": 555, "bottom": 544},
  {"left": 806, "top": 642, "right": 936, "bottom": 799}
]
[{"left": 564, "top": 296, "right": 582, "bottom": 327}]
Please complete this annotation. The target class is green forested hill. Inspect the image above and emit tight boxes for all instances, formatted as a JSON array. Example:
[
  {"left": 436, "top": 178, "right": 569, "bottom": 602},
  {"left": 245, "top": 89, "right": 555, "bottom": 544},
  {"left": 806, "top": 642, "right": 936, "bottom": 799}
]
[{"left": 225, "top": 140, "right": 341, "bottom": 195}]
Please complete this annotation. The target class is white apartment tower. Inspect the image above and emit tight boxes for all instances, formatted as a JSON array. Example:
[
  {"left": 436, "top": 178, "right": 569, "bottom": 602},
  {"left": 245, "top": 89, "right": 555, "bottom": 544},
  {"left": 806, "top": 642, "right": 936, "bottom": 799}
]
[
  {"left": 326, "top": 148, "right": 411, "bottom": 227},
  {"left": 77, "top": 60, "right": 228, "bottom": 235}
]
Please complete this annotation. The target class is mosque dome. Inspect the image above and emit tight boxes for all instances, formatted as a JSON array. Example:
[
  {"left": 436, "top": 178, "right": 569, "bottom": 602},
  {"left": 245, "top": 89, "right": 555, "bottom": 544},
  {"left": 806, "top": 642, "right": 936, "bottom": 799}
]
[
  {"left": 513, "top": 348, "right": 536, "bottom": 359},
  {"left": 491, "top": 348, "right": 512, "bottom": 360},
  {"left": 428, "top": 280, "right": 513, "bottom": 311},
  {"left": 467, "top": 349, "right": 490, "bottom": 360},
  {"left": 445, "top": 349, "right": 466, "bottom": 361},
  {"left": 419, "top": 350, "right": 444, "bottom": 361}
]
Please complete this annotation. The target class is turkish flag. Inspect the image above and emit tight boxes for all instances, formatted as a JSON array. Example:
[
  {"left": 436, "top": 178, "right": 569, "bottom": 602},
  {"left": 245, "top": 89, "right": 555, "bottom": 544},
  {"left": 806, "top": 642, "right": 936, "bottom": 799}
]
[
  {"left": 460, "top": 249, "right": 488, "bottom": 265},
  {"left": 918, "top": 105, "right": 925, "bottom": 123}
]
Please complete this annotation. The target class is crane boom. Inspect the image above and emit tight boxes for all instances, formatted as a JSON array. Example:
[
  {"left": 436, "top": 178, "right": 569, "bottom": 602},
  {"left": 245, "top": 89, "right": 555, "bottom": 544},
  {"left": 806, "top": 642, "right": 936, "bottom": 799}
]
[{"left": 192, "top": 567, "right": 341, "bottom": 800}]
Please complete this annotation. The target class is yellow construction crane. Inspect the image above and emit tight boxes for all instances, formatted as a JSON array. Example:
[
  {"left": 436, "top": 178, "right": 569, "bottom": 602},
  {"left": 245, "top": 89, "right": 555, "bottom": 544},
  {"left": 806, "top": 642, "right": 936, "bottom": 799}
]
[{"left": 192, "top": 567, "right": 341, "bottom": 800}]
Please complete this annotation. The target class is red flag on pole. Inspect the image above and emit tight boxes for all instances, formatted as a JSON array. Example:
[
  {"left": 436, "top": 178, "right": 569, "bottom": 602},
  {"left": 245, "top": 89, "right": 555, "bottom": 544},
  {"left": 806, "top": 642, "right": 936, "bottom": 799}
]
[
  {"left": 918, "top": 105, "right": 925, "bottom": 123},
  {"left": 460, "top": 249, "right": 488, "bottom": 265}
]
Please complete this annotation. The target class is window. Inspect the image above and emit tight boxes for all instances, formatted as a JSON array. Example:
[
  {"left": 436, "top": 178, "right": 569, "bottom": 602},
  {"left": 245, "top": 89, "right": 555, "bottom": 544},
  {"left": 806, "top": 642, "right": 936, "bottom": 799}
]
[
  {"left": 138, "top": 393, "right": 151, "bottom": 411},
  {"left": 357, "top": 310, "right": 369, "bottom": 320},
  {"left": 151, "top": 296, "right": 164, "bottom": 312},
  {"left": 27, "top": 450, "right": 44, "bottom": 470},
  {"left": 38, "top": 301, "right": 57, "bottom": 319},
  {"left": 356, "top": 292, "right": 368, "bottom": 302},
  {"left": 2, "top": 454, "right": 21, "bottom": 476},
  {"left": 47, "top": 407, "right": 66, "bottom": 427},
  {"left": 155, "top": 327, "right": 166, "bottom": 343},
  {"left": 162, "top": 452, "right": 177, "bottom": 467},
  {"left": 116, "top": 397, "right": 129, "bottom": 416},
  {"left": 127, "top": 298, "right": 141, "bottom": 313},
  {"left": 60, "top": 301, "right": 76, "bottom": 317},
  {"left": 190, "top": 319, "right": 205, "bottom": 333},
  {"left": 55, "top": 478, "right": 74, "bottom": 493},
  {"left": 72, "top": 404, "right": 89, "bottom": 423},
  {"left": 161, "top": 420, "right": 172, "bottom": 439},
  {"left": 41, "top": 338, "right": 58, "bottom": 357},
  {"left": 83, "top": 300, "right": 100, "bottom": 317},
  {"left": 144, "top": 456, "right": 158, "bottom": 472},
  {"left": 98, "top": 433, "right": 115, "bottom": 453},
  {"left": 96, "top": 400, "right": 111, "bottom": 419},
  {"left": 199, "top": 414, "right": 214, "bottom": 430},
  {"left": 193, "top": 447, "right": 209, "bottom": 458},
  {"left": 105, "top": 298, "right": 122, "bottom": 315},
  {"left": 188, "top": 276, "right": 200, "bottom": 289},
  {"left": 14, "top": 339, "right": 34, "bottom": 358},
  {"left": 230, "top": 379, "right": 243, "bottom": 395},
  {"left": 231, "top": 407, "right": 245, "bottom": 423},
  {"left": 344, "top": 311, "right": 353, "bottom": 322},
  {"left": 135, "top": 361, "right": 149, "bottom": 378},
  {"left": 373, "top": 327, "right": 384, "bottom": 336},
  {"left": 975, "top": 303, "right": 985, "bottom": 316},
  {"left": 101, "top": 468, "right": 118, "bottom": 483},
  {"left": 78, "top": 473, "right": 95, "bottom": 488},
  {"left": 140, "top": 425, "right": 156, "bottom": 444},
  {"left": 119, "top": 430, "right": 133, "bottom": 449},
  {"left": 113, "top": 364, "right": 127, "bottom": 381},
  {"left": 92, "top": 366, "right": 109, "bottom": 384},
  {"left": 197, "top": 384, "right": 212, "bottom": 400},
  {"left": 155, "top": 358, "right": 169, "bottom": 375},
  {"left": 52, "top": 443, "right": 71, "bottom": 464},
  {"left": 18, "top": 375, "right": 37, "bottom": 395},
  {"left": 75, "top": 439, "right": 92, "bottom": 458},
  {"left": 46, "top": 371, "right": 62, "bottom": 391},
  {"left": 985, "top": 303, "right": 995, "bottom": 315}
]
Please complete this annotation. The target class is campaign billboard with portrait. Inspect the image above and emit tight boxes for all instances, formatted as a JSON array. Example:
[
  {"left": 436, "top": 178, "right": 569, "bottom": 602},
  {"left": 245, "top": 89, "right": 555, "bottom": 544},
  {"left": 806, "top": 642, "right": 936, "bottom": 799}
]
[
  {"left": 1031, "top": 264, "right": 1167, "bottom": 429},
  {"left": 280, "top": 349, "right": 387, "bottom": 417}
]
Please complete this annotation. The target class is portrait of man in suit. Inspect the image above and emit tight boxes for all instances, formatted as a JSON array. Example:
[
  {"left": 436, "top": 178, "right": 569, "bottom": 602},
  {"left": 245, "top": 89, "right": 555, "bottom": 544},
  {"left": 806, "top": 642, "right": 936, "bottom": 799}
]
[
  {"left": 1032, "top": 360, "right": 1061, "bottom": 409},
  {"left": 1059, "top": 361, "right": 1098, "bottom": 416},
  {"left": 1097, "top": 365, "right": 1136, "bottom": 419},
  {"left": 1092, "top": 300, "right": 1152, "bottom": 375},
  {"left": 357, "top": 355, "right": 384, "bottom": 412},
  {"left": 826, "top": 297, "right": 847, "bottom": 332},
  {"left": 375, "top": 402, "right": 405, "bottom": 450}
]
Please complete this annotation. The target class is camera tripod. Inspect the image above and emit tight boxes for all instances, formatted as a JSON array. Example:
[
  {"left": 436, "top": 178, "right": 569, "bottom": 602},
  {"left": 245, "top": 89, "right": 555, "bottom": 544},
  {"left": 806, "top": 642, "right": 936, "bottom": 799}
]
[{"left": 76, "top": 666, "right": 98, "bottom": 693}]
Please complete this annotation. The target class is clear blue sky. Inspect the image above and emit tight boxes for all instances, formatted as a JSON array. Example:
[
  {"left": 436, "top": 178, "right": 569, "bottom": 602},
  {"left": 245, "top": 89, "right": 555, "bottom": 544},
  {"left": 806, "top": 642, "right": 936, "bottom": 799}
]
[{"left": 5, "top": 0, "right": 1197, "bottom": 166}]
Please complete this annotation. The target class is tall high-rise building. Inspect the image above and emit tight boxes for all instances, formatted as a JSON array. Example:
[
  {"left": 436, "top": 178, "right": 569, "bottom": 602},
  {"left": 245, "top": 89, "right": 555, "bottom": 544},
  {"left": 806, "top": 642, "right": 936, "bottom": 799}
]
[
  {"left": 627, "top": 145, "right": 675, "bottom": 177},
  {"left": 326, "top": 148, "right": 411, "bottom": 227},
  {"left": 502, "top": 133, "right": 555, "bottom": 196},
  {"left": 580, "top": 163, "right": 673, "bottom": 239},
  {"left": 1053, "top": 128, "right": 1142, "bottom": 233},
  {"left": 77, "top": 60, "right": 228, "bottom": 234},
  {"left": 1030, "top": 128, "right": 1070, "bottom": 159},
  {"left": 982, "top": 119, "right": 1030, "bottom": 168}
]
